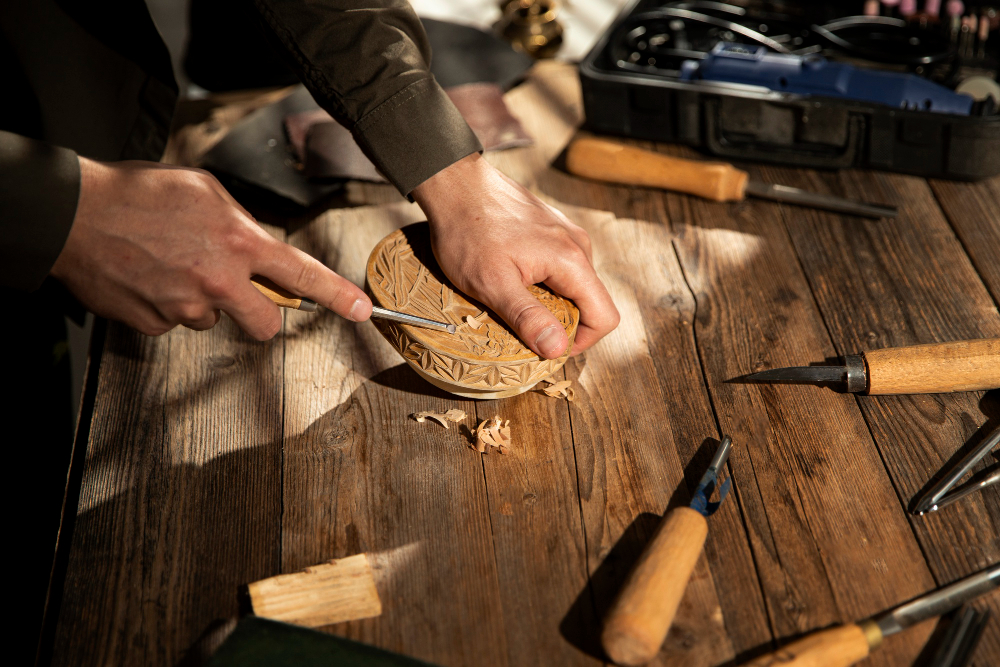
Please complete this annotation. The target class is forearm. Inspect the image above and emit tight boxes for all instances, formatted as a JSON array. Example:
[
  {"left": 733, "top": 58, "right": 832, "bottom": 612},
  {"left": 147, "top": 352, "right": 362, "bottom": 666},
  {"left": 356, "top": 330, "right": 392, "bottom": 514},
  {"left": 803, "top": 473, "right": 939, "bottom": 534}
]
[
  {"left": 252, "top": 0, "right": 481, "bottom": 194},
  {"left": 0, "top": 131, "right": 81, "bottom": 291}
]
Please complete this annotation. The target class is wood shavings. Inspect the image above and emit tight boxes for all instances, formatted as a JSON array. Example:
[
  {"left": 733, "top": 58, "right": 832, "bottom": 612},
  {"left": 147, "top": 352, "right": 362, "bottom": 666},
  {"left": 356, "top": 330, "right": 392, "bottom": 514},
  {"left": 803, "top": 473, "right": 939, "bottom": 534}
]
[
  {"left": 537, "top": 378, "right": 576, "bottom": 401},
  {"left": 473, "top": 416, "right": 511, "bottom": 454},
  {"left": 464, "top": 314, "right": 485, "bottom": 330},
  {"left": 412, "top": 409, "right": 467, "bottom": 429}
]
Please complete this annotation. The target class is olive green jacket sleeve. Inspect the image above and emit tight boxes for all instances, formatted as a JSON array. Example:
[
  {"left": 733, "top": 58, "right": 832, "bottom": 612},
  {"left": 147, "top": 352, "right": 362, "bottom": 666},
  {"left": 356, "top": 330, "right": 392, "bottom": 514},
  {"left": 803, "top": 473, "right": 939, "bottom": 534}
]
[
  {"left": 0, "top": 131, "right": 81, "bottom": 292},
  {"left": 253, "top": 0, "right": 483, "bottom": 195}
]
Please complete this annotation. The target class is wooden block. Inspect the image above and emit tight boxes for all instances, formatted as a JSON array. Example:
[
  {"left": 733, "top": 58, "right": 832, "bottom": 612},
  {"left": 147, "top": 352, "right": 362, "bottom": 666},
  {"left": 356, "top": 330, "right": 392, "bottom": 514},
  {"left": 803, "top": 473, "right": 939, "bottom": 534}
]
[
  {"left": 248, "top": 554, "right": 382, "bottom": 628},
  {"left": 366, "top": 222, "right": 579, "bottom": 399}
]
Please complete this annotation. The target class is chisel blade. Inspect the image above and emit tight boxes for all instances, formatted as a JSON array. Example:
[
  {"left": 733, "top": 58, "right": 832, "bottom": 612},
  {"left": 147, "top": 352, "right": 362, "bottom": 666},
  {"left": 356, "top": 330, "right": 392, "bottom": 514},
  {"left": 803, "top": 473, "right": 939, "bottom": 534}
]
[
  {"left": 743, "top": 365, "right": 849, "bottom": 384},
  {"left": 875, "top": 565, "right": 999, "bottom": 637},
  {"left": 746, "top": 181, "right": 898, "bottom": 219}
]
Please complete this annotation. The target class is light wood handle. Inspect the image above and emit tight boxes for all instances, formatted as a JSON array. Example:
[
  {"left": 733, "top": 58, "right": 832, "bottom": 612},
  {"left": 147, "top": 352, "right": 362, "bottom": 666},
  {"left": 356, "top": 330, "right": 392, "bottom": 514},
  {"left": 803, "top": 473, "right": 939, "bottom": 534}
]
[
  {"left": 601, "top": 507, "right": 708, "bottom": 666},
  {"left": 740, "top": 622, "right": 879, "bottom": 667},
  {"left": 566, "top": 137, "right": 749, "bottom": 202},
  {"left": 864, "top": 338, "right": 1000, "bottom": 394},
  {"left": 251, "top": 276, "right": 317, "bottom": 312}
]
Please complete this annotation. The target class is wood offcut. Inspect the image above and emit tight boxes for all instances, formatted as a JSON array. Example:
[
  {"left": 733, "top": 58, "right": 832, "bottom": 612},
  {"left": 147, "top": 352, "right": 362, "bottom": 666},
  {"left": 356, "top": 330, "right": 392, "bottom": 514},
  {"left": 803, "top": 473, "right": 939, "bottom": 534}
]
[{"left": 247, "top": 554, "right": 382, "bottom": 628}]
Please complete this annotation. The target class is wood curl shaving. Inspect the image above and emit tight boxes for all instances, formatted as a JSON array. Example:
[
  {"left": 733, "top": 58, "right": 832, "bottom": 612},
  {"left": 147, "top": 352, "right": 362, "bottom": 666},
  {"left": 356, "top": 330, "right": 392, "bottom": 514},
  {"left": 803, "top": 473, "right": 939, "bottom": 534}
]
[
  {"left": 473, "top": 416, "right": 511, "bottom": 454},
  {"left": 464, "top": 314, "right": 485, "bottom": 330},
  {"left": 537, "top": 378, "right": 575, "bottom": 401},
  {"left": 412, "top": 409, "right": 467, "bottom": 429}
]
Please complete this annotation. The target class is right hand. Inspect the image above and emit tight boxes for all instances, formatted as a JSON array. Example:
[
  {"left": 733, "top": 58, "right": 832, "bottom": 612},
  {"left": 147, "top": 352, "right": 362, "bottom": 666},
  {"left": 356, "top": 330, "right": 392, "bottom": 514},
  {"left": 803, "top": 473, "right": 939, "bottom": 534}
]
[{"left": 50, "top": 157, "right": 372, "bottom": 339}]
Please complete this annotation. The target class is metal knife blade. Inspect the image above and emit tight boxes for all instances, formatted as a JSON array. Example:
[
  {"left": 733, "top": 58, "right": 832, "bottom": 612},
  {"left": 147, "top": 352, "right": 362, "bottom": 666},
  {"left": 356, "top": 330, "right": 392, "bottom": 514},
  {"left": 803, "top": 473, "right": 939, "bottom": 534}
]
[
  {"left": 744, "top": 365, "right": 848, "bottom": 384},
  {"left": 745, "top": 181, "right": 898, "bottom": 219},
  {"left": 875, "top": 565, "right": 999, "bottom": 637}
]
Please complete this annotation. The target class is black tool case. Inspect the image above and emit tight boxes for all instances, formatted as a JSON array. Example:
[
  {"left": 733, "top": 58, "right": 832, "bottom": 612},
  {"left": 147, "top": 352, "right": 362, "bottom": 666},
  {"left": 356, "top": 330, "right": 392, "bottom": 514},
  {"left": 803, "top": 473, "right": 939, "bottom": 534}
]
[{"left": 579, "top": 0, "right": 1000, "bottom": 179}]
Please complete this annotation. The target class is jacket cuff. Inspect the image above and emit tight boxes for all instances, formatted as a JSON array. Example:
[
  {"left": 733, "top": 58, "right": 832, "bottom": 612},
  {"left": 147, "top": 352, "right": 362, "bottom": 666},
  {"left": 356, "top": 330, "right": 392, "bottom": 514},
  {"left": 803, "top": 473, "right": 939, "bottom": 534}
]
[
  {"left": 0, "top": 132, "right": 81, "bottom": 292},
  {"left": 352, "top": 77, "right": 483, "bottom": 196}
]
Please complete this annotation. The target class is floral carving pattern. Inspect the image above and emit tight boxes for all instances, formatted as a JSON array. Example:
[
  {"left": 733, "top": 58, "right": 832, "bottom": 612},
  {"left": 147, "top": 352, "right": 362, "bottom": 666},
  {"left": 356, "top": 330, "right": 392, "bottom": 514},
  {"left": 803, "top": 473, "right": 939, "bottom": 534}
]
[{"left": 367, "top": 224, "right": 579, "bottom": 392}]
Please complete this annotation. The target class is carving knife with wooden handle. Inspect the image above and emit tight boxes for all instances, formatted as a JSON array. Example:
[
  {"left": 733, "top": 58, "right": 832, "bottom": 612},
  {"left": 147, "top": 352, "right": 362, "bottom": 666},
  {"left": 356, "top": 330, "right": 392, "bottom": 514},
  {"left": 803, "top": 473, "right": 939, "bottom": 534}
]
[
  {"left": 250, "top": 277, "right": 456, "bottom": 333},
  {"left": 566, "top": 137, "right": 897, "bottom": 219},
  {"left": 736, "top": 565, "right": 999, "bottom": 667},
  {"left": 602, "top": 437, "right": 733, "bottom": 665},
  {"left": 742, "top": 338, "right": 1000, "bottom": 394}
]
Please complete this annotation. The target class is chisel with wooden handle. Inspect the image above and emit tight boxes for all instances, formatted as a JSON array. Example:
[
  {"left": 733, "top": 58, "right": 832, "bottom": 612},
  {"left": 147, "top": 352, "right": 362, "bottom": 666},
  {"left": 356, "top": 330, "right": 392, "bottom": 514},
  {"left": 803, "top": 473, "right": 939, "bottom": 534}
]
[
  {"left": 737, "top": 564, "right": 999, "bottom": 667},
  {"left": 250, "top": 276, "right": 456, "bottom": 333},
  {"left": 742, "top": 338, "right": 1000, "bottom": 394},
  {"left": 566, "top": 137, "right": 897, "bottom": 219},
  {"left": 602, "top": 437, "right": 733, "bottom": 666}
]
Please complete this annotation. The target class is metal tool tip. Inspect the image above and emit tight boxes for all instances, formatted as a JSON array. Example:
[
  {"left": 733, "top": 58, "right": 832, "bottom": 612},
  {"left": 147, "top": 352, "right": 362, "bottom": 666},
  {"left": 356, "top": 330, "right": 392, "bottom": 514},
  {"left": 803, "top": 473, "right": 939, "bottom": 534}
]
[{"left": 446, "top": 324, "right": 457, "bottom": 334}]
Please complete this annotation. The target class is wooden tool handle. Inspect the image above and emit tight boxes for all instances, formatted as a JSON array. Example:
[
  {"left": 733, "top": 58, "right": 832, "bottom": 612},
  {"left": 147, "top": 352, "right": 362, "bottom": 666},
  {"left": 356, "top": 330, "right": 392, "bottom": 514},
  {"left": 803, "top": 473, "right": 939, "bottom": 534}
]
[
  {"left": 251, "top": 276, "right": 317, "bottom": 312},
  {"left": 566, "top": 137, "right": 749, "bottom": 202},
  {"left": 601, "top": 507, "right": 708, "bottom": 666},
  {"left": 740, "top": 622, "right": 879, "bottom": 667},
  {"left": 864, "top": 338, "right": 1000, "bottom": 394}
]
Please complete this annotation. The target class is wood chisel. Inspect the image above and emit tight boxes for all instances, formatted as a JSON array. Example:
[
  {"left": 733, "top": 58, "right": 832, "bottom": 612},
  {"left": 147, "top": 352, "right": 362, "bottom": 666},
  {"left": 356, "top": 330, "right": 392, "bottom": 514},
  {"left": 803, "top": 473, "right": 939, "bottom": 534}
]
[
  {"left": 742, "top": 338, "right": 1000, "bottom": 394},
  {"left": 737, "top": 564, "right": 999, "bottom": 667},
  {"left": 250, "top": 276, "right": 456, "bottom": 333},
  {"left": 602, "top": 436, "right": 733, "bottom": 666},
  {"left": 566, "top": 137, "right": 897, "bottom": 219}
]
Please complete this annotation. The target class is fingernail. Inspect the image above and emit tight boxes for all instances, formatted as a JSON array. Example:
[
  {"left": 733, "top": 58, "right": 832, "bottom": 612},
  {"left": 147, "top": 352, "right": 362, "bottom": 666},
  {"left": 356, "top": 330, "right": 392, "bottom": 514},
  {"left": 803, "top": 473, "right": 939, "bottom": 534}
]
[
  {"left": 349, "top": 298, "right": 371, "bottom": 322},
  {"left": 535, "top": 326, "right": 565, "bottom": 358}
]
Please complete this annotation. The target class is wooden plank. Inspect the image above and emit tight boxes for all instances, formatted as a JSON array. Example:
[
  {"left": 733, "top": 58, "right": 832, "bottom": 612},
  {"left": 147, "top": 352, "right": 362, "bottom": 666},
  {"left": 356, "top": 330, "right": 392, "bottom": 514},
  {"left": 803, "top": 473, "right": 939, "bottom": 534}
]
[
  {"left": 51, "top": 313, "right": 284, "bottom": 666},
  {"left": 929, "top": 176, "right": 1000, "bottom": 305},
  {"left": 555, "top": 205, "right": 735, "bottom": 667},
  {"left": 657, "top": 155, "right": 936, "bottom": 666},
  {"left": 492, "top": 65, "right": 772, "bottom": 664},
  {"left": 755, "top": 163, "right": 1000, "bottom": 662},
  {"left": 474, "top": 381, "right": 598, "bottom": 666},
  {"left": 280, "top": 202, "right": 510, "bottom": 666}
]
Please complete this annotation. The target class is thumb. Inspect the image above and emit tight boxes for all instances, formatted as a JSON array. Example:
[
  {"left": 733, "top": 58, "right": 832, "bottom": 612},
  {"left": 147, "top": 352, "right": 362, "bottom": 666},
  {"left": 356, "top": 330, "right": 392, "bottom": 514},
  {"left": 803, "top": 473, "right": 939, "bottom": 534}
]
[{"left": 481, "top": 272, "right": 569, "bottom": 360}]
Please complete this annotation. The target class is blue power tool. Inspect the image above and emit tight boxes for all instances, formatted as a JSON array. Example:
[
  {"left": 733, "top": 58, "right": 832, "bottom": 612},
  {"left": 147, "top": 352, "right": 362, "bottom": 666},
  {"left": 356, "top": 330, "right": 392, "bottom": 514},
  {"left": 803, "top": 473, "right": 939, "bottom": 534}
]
[{"left": 680, "top": 43, "right": 974, "bottom": 116}]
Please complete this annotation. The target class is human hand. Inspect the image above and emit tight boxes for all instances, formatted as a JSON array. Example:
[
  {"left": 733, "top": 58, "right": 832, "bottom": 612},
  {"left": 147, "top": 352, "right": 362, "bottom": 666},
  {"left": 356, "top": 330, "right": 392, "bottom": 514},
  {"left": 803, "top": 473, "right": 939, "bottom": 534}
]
[
  {"left": 50, "top": 157, "right": 372, "bottom": 339},
  {"left": 411, "top": 153, "right": 619, "bottom": 359}
]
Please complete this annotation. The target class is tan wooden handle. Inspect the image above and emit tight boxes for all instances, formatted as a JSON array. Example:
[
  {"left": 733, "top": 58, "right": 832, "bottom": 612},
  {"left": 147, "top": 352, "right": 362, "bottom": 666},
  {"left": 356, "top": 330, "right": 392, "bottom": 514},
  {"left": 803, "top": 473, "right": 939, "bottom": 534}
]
[
  {"left": 601, "top": 507, "right": 708, "bottom": 666},
  {"left": 740, "top": 622, "right": 879, "bottom": 667},
  {"left": 566, "top": 137, "right": 749, "bottom": 202},
  {"left": 251, "top": 276, "right": 317, "bottom": 312},
  {"left": 864, "top": 338, "right": 1000, "bottom": 394}
]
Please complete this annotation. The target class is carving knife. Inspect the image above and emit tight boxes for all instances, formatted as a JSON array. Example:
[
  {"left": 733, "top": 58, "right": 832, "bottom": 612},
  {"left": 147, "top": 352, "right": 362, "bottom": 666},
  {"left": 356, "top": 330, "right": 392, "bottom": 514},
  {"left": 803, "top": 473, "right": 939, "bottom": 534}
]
[
  {"left": 250, "top": 277, "right": 457, "bottom": 333},
  {"left": 602, "top": 437, "right": 733, "bottom": 666},
  {"left": 566, "top": 137, "right": 897, "bottom": 219},
  {"left": 737, "top": 564, "right": 999, "bottom": 667},
  {"left": 741, "top": 338, "right": 1000, "bottom": 394}
]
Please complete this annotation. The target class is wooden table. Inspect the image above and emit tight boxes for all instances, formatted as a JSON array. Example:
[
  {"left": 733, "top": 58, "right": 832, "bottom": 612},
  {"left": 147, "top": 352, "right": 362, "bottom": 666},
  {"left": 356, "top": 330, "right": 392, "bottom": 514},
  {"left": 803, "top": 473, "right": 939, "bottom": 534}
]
[{"left": 45, "top": 62, "right": 999, "bottom": 666}]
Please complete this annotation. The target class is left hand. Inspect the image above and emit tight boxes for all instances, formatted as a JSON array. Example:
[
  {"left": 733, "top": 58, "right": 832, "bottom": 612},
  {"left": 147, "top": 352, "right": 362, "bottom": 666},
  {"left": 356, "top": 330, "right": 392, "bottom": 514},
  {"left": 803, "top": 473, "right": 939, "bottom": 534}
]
[{"left": 411, "top": 153, "right": 619, "bottom": 359}]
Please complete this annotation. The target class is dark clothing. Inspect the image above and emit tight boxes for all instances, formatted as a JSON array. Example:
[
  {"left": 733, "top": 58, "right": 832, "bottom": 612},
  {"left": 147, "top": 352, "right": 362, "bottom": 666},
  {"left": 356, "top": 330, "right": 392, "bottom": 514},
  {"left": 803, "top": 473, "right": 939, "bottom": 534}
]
[{"left": 0, "top": 0, "right": 481, "bottom": 292}]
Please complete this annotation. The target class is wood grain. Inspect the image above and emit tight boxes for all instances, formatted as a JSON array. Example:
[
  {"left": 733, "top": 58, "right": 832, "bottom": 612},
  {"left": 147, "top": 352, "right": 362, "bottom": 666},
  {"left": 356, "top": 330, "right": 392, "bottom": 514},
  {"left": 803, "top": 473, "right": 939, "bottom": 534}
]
[
  {"left": 756, "top": 161, "right": 1000, "bottom": 660},
  {"left": 929, "top": 176, "right": 1000, "bottom": 306},
  {"left": 492, "top": 66, "right": 770, "bottom": 665},
  {"left": 248, "top": 554, "right": 381, "bottom": 627},
  {"left": 280, "top": 202, "right": 510, "bottom": 666},
  {"left": 51, "top": 314, "right": 284, "bottom": 665},
  {"left": 864, "top": 338, "right": 1000, "bottom": 394}
]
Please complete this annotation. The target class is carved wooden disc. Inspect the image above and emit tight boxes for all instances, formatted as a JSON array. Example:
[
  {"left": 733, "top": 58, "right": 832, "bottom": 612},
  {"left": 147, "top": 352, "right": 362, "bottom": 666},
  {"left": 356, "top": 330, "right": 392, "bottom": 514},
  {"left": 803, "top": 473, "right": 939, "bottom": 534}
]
[{"left": 366, "top": 223, "right": 580, "bottom": 399}]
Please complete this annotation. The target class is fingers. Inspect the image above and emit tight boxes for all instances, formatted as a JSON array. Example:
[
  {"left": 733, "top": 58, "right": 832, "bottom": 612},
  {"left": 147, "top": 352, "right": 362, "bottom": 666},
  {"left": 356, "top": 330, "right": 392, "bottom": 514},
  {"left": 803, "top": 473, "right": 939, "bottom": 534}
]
[
  {"left": 477, "top": 267, "right": 570, "bottom": 359},
  {"left": 253, "top": 240, "right": 372, "bottom": 322},
  {"left": 537, "top": 252, "right": 620, "bottom": 357},
  {"left": 218, "top": 286, "right": 284, "bottom": 341}
]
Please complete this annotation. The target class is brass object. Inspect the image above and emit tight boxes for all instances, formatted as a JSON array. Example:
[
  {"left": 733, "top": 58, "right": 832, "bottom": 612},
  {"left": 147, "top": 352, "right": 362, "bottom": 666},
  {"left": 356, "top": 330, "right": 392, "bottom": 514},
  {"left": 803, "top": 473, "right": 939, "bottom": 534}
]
[{"left": 495, "top": 0, "right": 564, "bottom": 59}]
